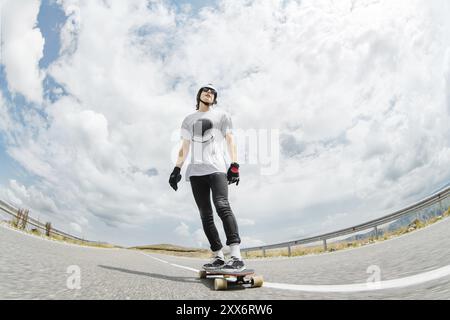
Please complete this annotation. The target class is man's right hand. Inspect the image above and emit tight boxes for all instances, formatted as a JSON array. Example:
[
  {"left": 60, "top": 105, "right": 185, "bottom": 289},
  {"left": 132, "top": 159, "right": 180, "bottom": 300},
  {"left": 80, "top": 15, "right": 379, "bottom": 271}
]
[{"left": 169, "top": 167, "right": 182, "bottom": 191}]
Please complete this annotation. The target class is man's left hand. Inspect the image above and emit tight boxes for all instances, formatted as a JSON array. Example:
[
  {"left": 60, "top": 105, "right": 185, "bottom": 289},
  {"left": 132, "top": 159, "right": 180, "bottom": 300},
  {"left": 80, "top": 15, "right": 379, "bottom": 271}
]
[{"left": 227, "top": 162, "right": 240, "bottom": 186}]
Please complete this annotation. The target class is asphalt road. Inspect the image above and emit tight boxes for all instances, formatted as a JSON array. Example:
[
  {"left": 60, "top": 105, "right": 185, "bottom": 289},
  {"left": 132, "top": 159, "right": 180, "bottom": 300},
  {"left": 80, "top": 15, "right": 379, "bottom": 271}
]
[{"left": 1, "top": 217, "right": 450, "bottom": 300}]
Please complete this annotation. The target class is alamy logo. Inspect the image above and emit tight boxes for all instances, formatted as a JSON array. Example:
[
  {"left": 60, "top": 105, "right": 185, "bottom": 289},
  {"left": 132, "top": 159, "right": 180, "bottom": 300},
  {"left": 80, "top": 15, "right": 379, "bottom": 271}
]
[
  {"left": 172, "top": 128, "right": 280, "bottom": 175},
  {"left": 66, "top": 265, "right": 81, "bottom": 290},
  {"left": 366, "top": 265, "right": 381, "bottom": 289}
]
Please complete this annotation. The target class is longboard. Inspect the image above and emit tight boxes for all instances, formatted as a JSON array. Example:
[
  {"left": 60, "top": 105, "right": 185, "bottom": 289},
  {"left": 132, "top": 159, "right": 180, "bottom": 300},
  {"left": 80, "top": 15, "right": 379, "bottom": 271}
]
[{"left": 198, "top": 269, "right": 264, "bottom": 291}]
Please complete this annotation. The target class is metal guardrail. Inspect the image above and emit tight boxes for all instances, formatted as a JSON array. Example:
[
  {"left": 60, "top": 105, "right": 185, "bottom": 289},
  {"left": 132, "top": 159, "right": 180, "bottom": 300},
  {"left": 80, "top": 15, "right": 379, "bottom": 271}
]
[
  {"left": 0, "top": 199, "right": 106, "bottom": 245},
  {"left": 242, "top": 185, "right": 450, "bottom": 256}
]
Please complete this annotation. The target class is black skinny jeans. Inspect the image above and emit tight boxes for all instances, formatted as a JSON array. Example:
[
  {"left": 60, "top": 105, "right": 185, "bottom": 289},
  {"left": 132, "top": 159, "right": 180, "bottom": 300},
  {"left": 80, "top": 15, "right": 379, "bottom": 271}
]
[{"left": 190, "top": 172, "right": 241, "bottom": 252}]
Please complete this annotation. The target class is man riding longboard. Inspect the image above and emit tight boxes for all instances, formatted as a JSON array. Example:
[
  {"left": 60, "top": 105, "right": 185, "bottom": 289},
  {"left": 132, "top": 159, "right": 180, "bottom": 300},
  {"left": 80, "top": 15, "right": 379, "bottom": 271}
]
[{"left": 169, "top": 84, "right": 245, "bottom": 273}]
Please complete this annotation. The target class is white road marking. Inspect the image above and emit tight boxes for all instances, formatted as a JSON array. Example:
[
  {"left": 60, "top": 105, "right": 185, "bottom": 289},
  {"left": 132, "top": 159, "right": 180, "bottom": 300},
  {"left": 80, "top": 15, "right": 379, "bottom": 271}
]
[
  {"left": 140, "top": 253, "right": 169, "bottom": 264},
  {"left": 170, "top": 263, "right": 199, "bottom": 273},
  {"left": 266, "top": 265, "right": 450, "bottom": 292},
  {"left": 141, "top": 252, "right": 450, "bottom": 293}
]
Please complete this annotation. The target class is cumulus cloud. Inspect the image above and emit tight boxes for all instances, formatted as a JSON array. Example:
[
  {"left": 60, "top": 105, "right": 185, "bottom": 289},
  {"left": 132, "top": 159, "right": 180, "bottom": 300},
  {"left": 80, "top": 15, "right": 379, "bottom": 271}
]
[
  {"left": 0, "top": 0, "right": 449, "bottom": 247},
  {"left": 240, "top": 236, "right": 265, "bottom": 248},
  {"left": 175, "top": 222, "right": 190, "bottom": 238},
  {"left": 238, "top": 218, "right": 255, "bottom": 226},
  {"left": 193, "top": 228, "right": 208, "bottom": 248},
  {"left": 1, "top": 0, "right": 45, "bottom": 103},
  {"left": 0, "top": 91, "right": 12, "bottom": 134},
  {"left": 69, "top": 222, "right": 82, "bottom": 234},
  {"left": 0, "top": 180, "right": 60, "bottom": 225}
]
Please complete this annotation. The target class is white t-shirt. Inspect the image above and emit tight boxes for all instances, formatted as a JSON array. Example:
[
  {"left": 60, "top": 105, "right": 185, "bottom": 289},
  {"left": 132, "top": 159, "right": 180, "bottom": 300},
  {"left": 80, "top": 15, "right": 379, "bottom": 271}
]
[{"left": 180, "top": 107, "right": 233, "bottom": 182}]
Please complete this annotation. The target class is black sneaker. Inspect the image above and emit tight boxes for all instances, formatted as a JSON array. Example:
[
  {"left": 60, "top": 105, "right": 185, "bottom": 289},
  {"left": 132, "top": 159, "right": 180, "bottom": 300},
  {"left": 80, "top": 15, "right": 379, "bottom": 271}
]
[
  {"left": 203, "top": 256, "right": 225, "bottom": 270},
  {"left": 221, "top": 256, "right": 246, "bottom": 273}
]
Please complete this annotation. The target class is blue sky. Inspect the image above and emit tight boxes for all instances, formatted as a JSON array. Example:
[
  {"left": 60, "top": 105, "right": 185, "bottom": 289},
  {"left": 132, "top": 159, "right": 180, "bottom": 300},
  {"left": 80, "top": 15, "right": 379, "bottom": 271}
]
[
  {"left": 38, "top": 0, "right": 67, "bottom": 69},
  {"left": 1, "top": 0, "right": 449, "bottom": 248}
]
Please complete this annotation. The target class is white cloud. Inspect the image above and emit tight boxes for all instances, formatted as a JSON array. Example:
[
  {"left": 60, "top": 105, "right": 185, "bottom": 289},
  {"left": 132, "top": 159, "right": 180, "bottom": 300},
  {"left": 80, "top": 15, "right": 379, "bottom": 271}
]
[
  {"left": 1, "top": 0, "right": 45, "bottom": 103},
  {"left": 69, "top": 222, "right": 82, "bottom": 234},
  {"left": 0, "top": 91, "right": 12, "bottom": 134},
  {"left": 240, "top": 236, "right": 265, "bottom": 249},
  {"left": 175, "top": 222, "right": 190, "bottom": 238},
  {"left": 238, "top": 218, "right": 255, "bottom": 226},
  {"left": 321, "top": 212, "right": 349, "bottom": 231},
  {"left": 194, "top": 228, "right": 209, "bottom": 249},
  {"left": 0, "top": 180, "right": 60, "bottom": 224},
  {"left": 1, "top": 0, "right": 449, "bottom": 247}
]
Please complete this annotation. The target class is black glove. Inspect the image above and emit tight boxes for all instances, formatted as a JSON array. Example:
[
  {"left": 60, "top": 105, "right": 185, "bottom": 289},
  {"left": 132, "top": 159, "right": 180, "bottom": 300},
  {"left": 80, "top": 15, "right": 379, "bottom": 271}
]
[
  {"left": 169, "top": 167, "right": 182, "bottom": 191},
  {"left": 227, "top": 162, "right": 240, "bottom": 186}
]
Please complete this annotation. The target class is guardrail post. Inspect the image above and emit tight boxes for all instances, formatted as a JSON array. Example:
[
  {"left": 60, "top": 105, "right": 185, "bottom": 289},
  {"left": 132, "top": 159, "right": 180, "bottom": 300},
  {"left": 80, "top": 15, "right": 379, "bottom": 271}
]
[
  {"left": 374, "top": 226, "right": 379, "bottom": 240},
  {"left": 439, "top": 195, "right": 443, "bottom": 215},
  {"left": 288, "top": 245, "right": 292, "bottom": 257},
  {"left": 45, "top": 222, "right": 52, "bottom": 237},
  {"left": 262, "top": 248, "right": 266, "bottom": 257},
  {"left": 323, "top": 239, "right": 327, "bottom": 251},
  {"left": 14, "top": 209, "right": 23, "bottom": 228},
  {"left": 21, "top": 209, "right": 29, "bottom": 230}
]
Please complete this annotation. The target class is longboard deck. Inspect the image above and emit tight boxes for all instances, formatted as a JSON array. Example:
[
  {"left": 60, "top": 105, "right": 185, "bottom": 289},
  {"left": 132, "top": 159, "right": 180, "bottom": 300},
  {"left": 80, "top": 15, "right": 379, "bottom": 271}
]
[
  {"left": 202, "top": 269, "right": 255, "bottom": 276},
  {"left": 198, "top": 269, "right": 263, "bottom": 291}
]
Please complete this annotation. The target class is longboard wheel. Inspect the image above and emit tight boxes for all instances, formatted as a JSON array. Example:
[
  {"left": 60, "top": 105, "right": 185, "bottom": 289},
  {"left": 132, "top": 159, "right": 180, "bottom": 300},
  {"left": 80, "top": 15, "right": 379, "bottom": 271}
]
[
  {"left": 251, "top": 275, "right": 264, "bottom": 288},
  {"left": 214, "top": 278, "right": 228, "bottom": 291},
  {"left": 199, "top": 270, "right": 207, "bottom": 279}
]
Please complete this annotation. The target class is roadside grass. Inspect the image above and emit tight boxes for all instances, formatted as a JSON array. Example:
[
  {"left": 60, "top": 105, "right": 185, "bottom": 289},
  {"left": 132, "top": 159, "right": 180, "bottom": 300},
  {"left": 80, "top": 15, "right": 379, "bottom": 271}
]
[{"left": 130, "top": 244, "right": 211, "bottom": 258}]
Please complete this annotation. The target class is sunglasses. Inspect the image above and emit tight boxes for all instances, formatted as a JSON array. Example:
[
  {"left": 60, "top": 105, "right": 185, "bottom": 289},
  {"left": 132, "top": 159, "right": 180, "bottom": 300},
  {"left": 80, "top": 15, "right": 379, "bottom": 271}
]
[{"left": 201, "top": 87, "right": 217, "bottom": 95}]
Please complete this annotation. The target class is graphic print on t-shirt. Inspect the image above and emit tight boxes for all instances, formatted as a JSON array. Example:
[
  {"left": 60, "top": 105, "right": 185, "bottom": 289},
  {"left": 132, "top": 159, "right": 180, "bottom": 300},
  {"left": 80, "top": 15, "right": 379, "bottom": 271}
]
[{"left": 192, "top": 118, "right": 214, "bottom": 144}]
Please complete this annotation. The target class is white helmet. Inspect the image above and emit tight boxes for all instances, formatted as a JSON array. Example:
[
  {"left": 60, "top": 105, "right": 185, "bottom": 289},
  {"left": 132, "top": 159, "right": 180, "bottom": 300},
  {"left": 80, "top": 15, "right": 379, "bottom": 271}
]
[
  {"left": 196, "top": 83, "right": 218, "bottom": 109},
  {"left": 200, "top": 83, "right": 217, "bottom": 92}
]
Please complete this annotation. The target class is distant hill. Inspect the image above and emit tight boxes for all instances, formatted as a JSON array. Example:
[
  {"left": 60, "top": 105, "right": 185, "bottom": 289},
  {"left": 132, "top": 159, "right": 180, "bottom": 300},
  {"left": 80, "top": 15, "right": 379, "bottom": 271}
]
[
  {"left": 129, "top": 243, "right": 211, "bottom": 258},
  {"left": 130, "top": 243, "right": 203, "bottom": 252}
]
